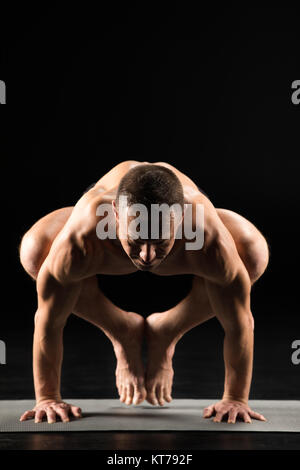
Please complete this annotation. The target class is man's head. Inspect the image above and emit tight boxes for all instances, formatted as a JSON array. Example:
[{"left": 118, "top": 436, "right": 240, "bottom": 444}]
[{"left": 112, "top": 164, "right": 185, "bottom": 270}]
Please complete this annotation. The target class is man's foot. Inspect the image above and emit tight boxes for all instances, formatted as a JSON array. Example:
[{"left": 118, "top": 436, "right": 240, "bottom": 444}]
[
  {"left": 112, "top": 311, "right": 147, "bottom": 406},
  {"left": 145, "top": 312, "right": 180, "bottom": 406}
]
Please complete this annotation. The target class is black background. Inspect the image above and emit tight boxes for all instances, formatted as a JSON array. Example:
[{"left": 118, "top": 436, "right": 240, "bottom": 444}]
[{"left": 0, "top": 5, "right": 299, "bottom": 401}]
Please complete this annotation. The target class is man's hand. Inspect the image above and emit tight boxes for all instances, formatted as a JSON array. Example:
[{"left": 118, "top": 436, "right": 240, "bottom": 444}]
[
  {"left": 203, "top": 400, "right": 266, "bottom": 424},
  {"left": 19, "top": 399, "right": 82, "bottom": 424}
]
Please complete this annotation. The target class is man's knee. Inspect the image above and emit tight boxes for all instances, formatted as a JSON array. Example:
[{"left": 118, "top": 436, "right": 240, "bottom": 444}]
[
  {"left": 19, "top": 231, "right": 49, "bottom": 280},
  {"left": 239, "top": 234, "right": 270, "bottom": 284}
]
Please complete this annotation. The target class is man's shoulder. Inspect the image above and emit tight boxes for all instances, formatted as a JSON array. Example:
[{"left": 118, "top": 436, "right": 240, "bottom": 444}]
[
  {"left": 50, "top": 189, "right": 116, "bottom": 279},
  {"left": 185, "top": 200, "right": 242, "bottom": 284},
  {"left": 192, "top": 228, "right": 243, "bottom": 285},
  {"left": 182, "top": 194, "right": 217, "bottom": 246},
  {"left": 66, "top": 188, "right": 115, "bottom": 237},
  {"left": 43, "top": 225, "right": 100, "bottom": 284}
]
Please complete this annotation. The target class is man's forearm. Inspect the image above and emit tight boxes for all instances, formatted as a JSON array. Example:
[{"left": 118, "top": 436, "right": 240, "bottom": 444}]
[
  {"left": 222, "top": 324, "right": 254, "bottom": 403},
  {"left": 33, "top": 313, "right": 64, "bottom": 403}
]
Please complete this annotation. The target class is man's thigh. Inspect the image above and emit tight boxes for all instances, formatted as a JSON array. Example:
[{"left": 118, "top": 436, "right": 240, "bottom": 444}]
[{"left": 216, "top": 208, "right": 265, "bottom": 243}]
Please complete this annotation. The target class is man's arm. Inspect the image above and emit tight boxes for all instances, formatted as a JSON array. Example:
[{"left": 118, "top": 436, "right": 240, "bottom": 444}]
[
  {"left": 194, "top": 221, "right": 266, "bottom": 423},
  {"left": 20, "top": 233, "right": 94, "bottom": 423},
  {"left": 205, "top": 262, "right": 253, "bottom": 404},
  {"left": 33, "top": 261, "right": 82, "bottom": 404}
]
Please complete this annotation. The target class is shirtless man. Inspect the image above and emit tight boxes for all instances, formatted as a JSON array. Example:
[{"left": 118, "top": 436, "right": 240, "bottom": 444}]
[{"left": 19, "top": 161, "right": 269, "bottom": 424}]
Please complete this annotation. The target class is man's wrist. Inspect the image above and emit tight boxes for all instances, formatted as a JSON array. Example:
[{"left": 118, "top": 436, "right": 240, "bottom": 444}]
[
  {"left": 36, "top": 394, "right": 62, "bottom": 405},
  {"left": 222, "top": 394, "right": 249, "bottom": 405}
]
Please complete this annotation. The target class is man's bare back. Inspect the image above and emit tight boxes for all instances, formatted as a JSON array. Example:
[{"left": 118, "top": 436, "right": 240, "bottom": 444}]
[{"left": 19, "top": 160, "right": 269, "bottom": 424}]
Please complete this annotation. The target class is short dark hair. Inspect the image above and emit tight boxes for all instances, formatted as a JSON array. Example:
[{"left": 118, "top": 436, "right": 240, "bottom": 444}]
[{"left": 116, "top": 164, "right": 184, "bottom": 210}]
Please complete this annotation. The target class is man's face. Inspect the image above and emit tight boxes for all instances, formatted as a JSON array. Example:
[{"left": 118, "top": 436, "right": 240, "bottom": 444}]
[
  {"left": 112, "top": 201, "right": 181, "bottom": 271},
  {"left": 122, "top": 236, "right": 175, "bottom": 270}
]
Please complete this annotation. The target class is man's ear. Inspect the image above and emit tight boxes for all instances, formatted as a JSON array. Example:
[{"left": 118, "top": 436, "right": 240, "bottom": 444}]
[{"left": 112, "top": 200, "right": 119, "bottom": 220}]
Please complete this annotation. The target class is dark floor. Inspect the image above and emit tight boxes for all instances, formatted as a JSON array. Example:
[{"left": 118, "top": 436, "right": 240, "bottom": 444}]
[
  {"left": 1, "top": 431, "right": 300, "bottom": 451},
  {"left": 0, "top": 273, "right": 300, "bottom": 450}
]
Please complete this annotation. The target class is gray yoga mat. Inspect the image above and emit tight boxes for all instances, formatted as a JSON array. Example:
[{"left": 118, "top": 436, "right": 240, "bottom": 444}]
[{"left": 0, "top": 399, "right": 300, "bottom": 432}]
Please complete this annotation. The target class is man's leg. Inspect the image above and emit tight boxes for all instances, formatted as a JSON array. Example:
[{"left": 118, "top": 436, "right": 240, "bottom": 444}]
[
  {"left": 145, "top": 209, "right": 270, "bottom": 406},
  {"left": 145, "top": 276, "right": 213, "bottom": 406},
  {"left": 19, "top": 210, "right": 147, "bottom": 406},
  {"left": 216, "top": 208, "right": 270, "bottom": 284},
  {"left": 72, "top": 276, "right": 147, "bottom": 405},
  {"left": 19, "top": 207, "right": 74, "bottom": 279}
]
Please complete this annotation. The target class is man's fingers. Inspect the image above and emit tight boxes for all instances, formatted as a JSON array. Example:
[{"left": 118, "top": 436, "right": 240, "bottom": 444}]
[
  {"left": 248, "top": 410, "right": 266, "bottom": 421},
  {"left": 45, "top": 406, "right": 56, "bottom": 424},
  {"left": 35, "top": 409, "right": 46, "bottom": 423},
  {"left": 240, "top": 411, "right": 252, "bottom": 423},
  {"left": 228, "top": 408, "right": 238, "bottom": 424},
  {"left": 71, "top": 406, "right": 82, "bottom": 418},
  {"left": 20, "top": 403, "right": 82, "bottom": 424},
  {"left": 20, "top": 410, "right": 35, "bottom": 421},
  {"left": 213, "top": 410, "right": 225, "bottom": 423},
  {"left": 202, "top": 403, "right": 266, "bottom": 425},
  {"left": 52, "top": 405, "right": 70, "bottom": 423},
  {"left": 203, "top": 405, "right": 215, "bottom": 418}
]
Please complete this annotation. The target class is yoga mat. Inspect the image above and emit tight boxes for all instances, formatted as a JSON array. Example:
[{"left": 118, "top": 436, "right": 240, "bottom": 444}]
[{"left": 0, "top": 399, "right": 299, "bottom": 432}]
